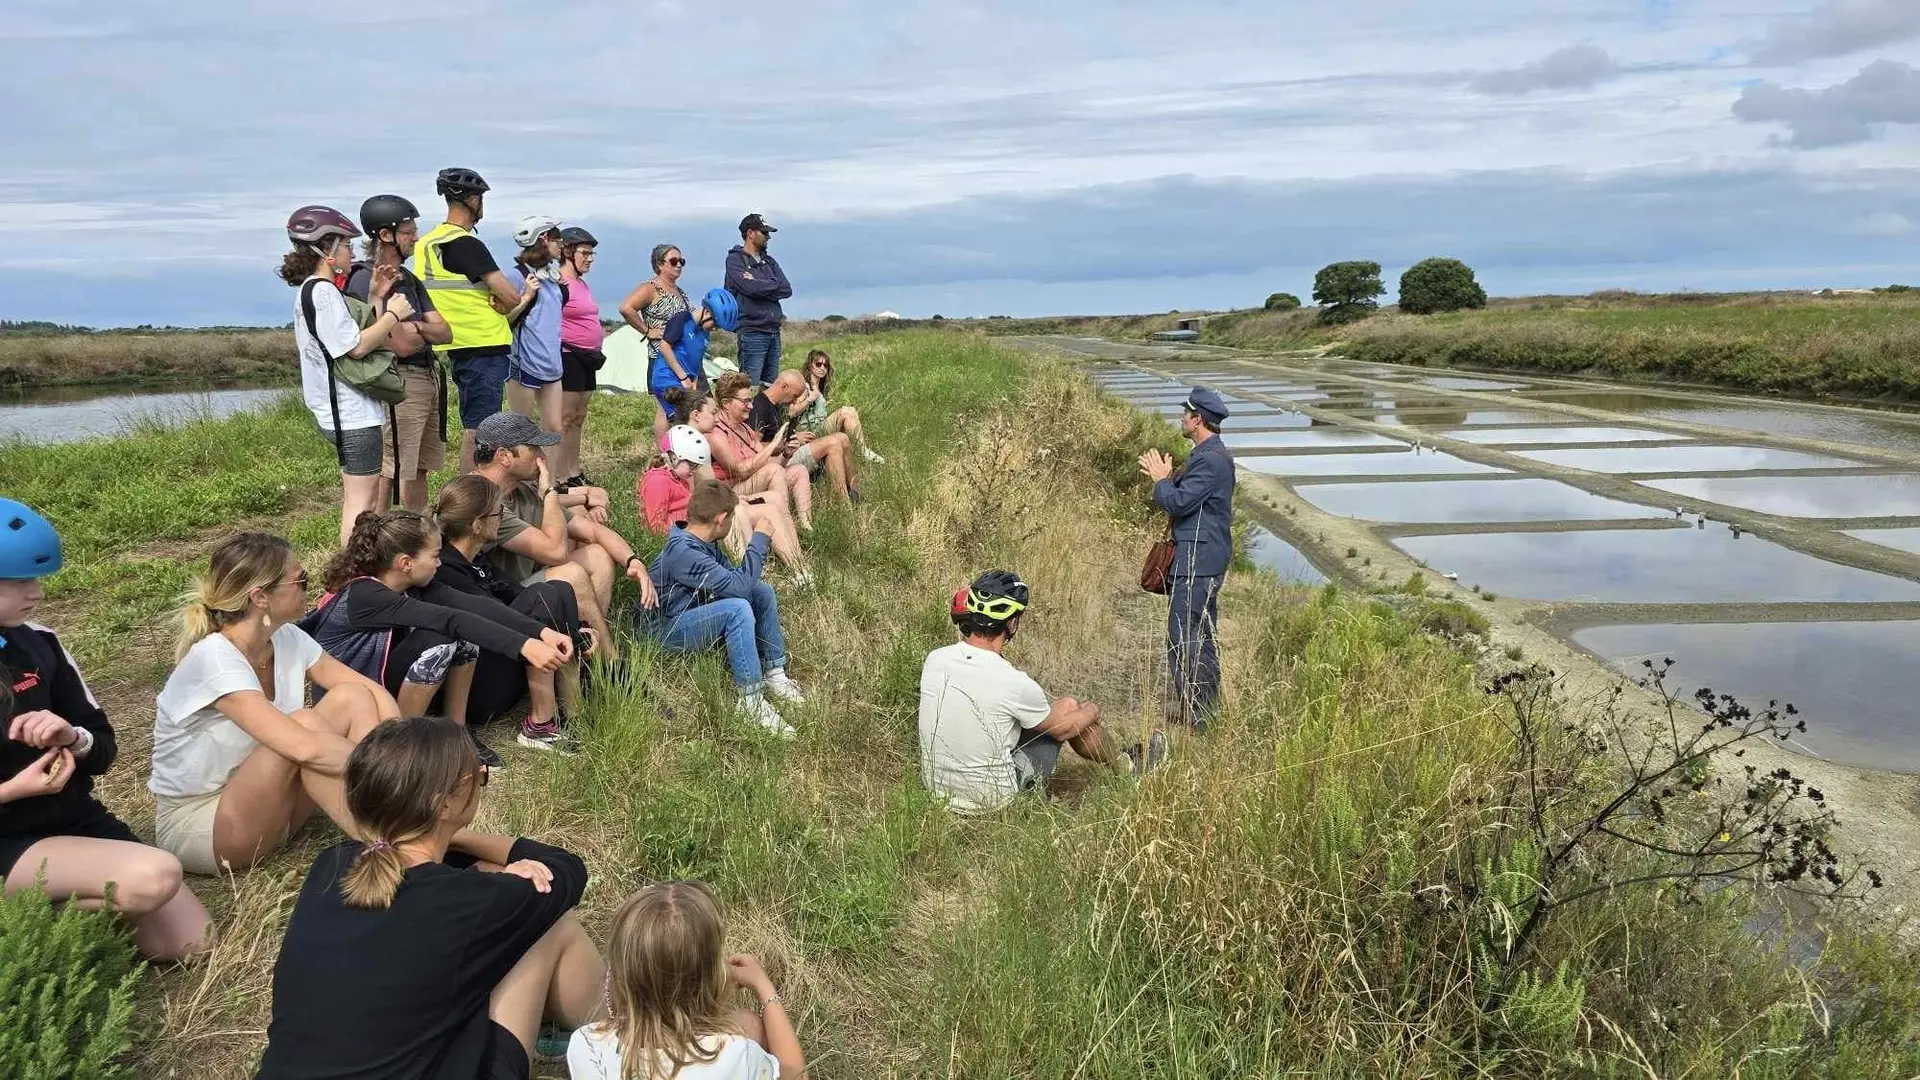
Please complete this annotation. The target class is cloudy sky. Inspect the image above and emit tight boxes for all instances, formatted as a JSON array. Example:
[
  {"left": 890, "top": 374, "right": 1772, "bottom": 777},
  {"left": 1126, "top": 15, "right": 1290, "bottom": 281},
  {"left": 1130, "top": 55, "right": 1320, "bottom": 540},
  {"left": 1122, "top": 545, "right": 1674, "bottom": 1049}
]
[{"left": 3, "top": 0, "right": 1918, "bottom": 326}]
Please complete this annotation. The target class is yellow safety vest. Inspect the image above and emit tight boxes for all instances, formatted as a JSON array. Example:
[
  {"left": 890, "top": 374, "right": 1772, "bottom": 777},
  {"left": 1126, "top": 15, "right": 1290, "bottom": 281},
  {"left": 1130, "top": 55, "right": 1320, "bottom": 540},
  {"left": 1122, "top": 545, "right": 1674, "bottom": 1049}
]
[{"left": 415, "top": 221, "right": 511, "bottom": 353}]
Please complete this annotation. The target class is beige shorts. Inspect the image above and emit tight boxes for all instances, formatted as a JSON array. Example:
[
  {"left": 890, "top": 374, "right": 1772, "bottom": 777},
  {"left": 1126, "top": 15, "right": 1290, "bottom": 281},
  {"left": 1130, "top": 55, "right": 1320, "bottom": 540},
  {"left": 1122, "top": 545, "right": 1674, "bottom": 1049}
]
[
  {"left": 153, "top": 789, "right": 225, "bottom": 877},
  {"left": 381, "top": 364, "right": 448, "bottom": 479}
]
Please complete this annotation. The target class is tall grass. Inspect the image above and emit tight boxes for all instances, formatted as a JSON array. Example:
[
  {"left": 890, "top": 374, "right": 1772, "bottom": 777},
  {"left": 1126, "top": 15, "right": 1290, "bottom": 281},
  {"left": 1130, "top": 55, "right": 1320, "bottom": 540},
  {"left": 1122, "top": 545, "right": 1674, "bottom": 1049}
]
[
  {"left": 7, "top": 330, "right": 1917, "bottom": 1076},
  {"left": 0, "top": 330, "right": 293, "bottom": 390}
]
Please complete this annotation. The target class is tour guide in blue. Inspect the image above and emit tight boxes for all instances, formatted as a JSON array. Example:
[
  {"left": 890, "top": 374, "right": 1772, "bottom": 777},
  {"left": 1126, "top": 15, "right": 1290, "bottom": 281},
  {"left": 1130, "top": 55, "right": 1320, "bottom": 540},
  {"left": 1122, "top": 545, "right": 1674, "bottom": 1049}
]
[
  {"left": 724, "top": 213, "right": 792, "bottom": 387},
  {"left": 643, "top": 479, "right": 806, "bottom": 737},
  {"left": 1139, "top": 387, "right": 1235, "bottom": 727}
]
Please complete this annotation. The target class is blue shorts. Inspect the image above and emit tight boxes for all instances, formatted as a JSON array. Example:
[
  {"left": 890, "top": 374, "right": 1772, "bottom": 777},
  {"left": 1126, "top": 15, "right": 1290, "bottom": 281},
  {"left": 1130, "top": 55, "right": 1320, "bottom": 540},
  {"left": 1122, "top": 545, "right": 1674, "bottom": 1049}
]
[{"left": 451, "top": 349, "right": 510, "bottom": 430}]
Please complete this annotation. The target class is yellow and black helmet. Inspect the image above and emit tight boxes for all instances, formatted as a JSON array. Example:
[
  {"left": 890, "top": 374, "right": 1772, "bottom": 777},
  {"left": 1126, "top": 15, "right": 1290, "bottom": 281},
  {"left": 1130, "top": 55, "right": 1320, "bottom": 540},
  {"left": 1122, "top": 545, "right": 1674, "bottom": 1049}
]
[{"left": 951, "top": 570, "right": 1029, "bottom": 626}]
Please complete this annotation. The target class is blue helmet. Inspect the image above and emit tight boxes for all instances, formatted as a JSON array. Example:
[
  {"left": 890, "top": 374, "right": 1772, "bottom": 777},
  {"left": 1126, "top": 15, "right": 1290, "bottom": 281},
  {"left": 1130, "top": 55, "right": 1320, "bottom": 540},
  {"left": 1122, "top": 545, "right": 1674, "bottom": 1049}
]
[
  {"left": 0, "top": 499, "right": 61, "bottom": 580},
  {"left": 703, "top": 288, "right": 739, "bottom": 333}
]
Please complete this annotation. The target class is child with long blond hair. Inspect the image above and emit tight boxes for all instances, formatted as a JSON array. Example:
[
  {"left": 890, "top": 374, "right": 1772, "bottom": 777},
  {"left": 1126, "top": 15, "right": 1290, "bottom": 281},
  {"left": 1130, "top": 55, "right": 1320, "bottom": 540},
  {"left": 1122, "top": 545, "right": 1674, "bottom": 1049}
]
[{"left": 568, "top": 882, "right": 806, "bottom": 1080}]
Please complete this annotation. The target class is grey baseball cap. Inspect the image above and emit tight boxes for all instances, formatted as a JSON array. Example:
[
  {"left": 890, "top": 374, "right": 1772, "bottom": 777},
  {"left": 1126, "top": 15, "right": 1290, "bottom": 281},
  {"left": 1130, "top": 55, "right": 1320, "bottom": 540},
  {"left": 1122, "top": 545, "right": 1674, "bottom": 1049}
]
[{"left": 475, "top": 411, "right": 560, "bottom": 448}]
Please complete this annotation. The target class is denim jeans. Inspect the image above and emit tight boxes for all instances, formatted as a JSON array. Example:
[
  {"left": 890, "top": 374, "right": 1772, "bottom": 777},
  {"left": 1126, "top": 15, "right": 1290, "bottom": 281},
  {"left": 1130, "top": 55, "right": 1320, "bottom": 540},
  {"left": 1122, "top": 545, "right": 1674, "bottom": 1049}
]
[
  {"left": 654, "top": 582, "right": 787, "bottom": 690},
  {"left": 736, "top": 328, "right": 782, "bottom": 386}
]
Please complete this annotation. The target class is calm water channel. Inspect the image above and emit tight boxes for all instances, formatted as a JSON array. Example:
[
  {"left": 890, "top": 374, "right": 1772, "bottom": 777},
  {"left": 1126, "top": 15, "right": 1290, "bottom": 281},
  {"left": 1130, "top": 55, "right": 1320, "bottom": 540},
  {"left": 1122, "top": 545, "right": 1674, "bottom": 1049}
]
[{"left": 0, "top": 383, "right": 290, "bottom": 444}]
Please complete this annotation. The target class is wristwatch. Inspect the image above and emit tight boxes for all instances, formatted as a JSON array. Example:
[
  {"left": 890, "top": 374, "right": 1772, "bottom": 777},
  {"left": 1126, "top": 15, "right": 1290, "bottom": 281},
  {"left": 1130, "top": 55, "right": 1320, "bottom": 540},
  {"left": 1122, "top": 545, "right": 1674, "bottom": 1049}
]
[{"left": 67, "top": 727, "right": 95, "bottom": 757}]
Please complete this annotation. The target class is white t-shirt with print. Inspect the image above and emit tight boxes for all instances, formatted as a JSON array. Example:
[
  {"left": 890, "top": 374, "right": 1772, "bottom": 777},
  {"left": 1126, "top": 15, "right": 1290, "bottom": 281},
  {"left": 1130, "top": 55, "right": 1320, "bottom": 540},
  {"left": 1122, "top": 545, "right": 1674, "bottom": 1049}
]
[
  {"left": 566, "top": 1026, "right": 778, "bottom": 1080},
  {"left": 150, "top": 624, "right": 324, "bottom": 798},
  {"left": 294, "top": 276, "right": 386, "bottom": 433},
  {"left": 917, "top": 641, "right": 1053, "bottom": 815}
]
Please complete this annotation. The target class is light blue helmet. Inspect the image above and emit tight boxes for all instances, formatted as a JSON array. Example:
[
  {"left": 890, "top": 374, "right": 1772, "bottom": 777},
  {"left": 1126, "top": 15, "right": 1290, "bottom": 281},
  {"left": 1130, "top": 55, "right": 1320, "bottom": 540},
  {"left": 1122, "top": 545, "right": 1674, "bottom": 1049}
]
[
  {"left": 0, "top": 499, "right": 61, "bottom": 580},
  {"left": 703, "top": 287, "right": 739, "bottom": 333}
]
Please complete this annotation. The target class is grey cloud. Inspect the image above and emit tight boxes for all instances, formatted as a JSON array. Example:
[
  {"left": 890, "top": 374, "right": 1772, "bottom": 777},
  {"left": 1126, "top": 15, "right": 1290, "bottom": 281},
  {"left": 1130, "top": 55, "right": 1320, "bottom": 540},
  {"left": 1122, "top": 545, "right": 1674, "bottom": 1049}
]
[
  {"left": 1751, "top": 0, "right": 1920, "bottom": 64},
  {"left": 7, "top": 165, "right": 1918, "bottom": 326},
  {"left": 1469, "top": 45, "right": 1619, "bottom": 95},
  {"left": 1733, "top": 60, "right": 1920, "bottom": 148}
]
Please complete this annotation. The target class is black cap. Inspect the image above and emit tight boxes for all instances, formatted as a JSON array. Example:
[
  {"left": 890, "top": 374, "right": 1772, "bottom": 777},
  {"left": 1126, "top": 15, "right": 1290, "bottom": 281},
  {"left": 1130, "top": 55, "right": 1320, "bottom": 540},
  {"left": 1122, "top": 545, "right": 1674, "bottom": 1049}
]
[{"left": 739, "top": 213, "right": 778, "bottom": 235}]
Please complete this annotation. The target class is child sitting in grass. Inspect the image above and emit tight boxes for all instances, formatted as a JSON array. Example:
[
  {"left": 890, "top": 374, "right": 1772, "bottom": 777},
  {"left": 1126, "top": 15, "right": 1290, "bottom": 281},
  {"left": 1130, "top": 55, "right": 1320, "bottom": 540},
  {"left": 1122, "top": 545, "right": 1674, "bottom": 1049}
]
[{"left": 567, "top": 881, "right": 806, "bottom": 1080}]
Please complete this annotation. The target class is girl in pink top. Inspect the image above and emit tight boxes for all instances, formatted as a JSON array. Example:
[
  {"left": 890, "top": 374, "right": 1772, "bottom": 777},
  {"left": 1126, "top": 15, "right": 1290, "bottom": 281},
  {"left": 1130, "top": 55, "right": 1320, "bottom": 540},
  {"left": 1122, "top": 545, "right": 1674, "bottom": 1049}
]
[
  {"left": 643, "top": 402, "right": 809, "bottom": 579},
  {"left": 556, "top": 228, "right": 605, "bottom": 487}
]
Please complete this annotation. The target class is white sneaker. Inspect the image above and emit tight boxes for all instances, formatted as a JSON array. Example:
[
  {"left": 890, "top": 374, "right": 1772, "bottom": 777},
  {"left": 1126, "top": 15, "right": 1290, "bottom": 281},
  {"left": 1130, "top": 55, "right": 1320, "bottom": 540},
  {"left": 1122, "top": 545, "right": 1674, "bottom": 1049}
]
[
  {"left": 763, "top": 667, "right": 807, "bottom": 705},
  {"left": 737, "top": 692, "right": 795, "bottom": 738},
  {"left": 861, "top": 445, "right": 885, "bottom": 464},
  {"left": 791, "top": 569, "right": 815, "bottom": 588}
]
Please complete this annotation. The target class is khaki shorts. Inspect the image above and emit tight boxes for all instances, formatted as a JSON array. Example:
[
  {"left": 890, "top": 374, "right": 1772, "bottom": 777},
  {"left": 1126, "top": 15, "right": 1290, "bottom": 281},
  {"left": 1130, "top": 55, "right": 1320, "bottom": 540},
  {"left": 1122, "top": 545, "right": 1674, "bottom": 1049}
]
[
  {"left": 382, "top": 364, "right": 448, "bottom": 479},
  {"left": 153, "top": 789, "right": 225, "bottom": 877}
]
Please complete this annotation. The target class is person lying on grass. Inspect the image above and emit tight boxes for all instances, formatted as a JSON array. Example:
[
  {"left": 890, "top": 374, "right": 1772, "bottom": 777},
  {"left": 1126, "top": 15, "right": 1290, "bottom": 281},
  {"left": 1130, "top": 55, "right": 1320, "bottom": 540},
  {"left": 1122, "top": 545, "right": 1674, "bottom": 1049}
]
[
  {"left": 150, "top": 532, "right": 401, "bottom": 876},
  {"left": 643, "top": 480, "right": 805, "bottom": 738},
  {"left": 256, "top": 716, "right": 605, "bottom": 1080},
  {"left": 706, "top": 373, "right": 815, "bottom": 532},
  {"left": 918, "top": 570, "right": 1164, "bottom": 815},
  {"left": 749, "top": 370, "right": 861, "bottom": 503},
  {"left": 0, "top": 498, "right": 211, "bottom": 961},
  {"left": 470, "top": 410, "right": 658, "bottom": 666},
  {"left": 641, "top": 424, "right": 810, "bottom": 584},
  {"left": 300, "top": 508, "right": 577, "bottom": 763},
  {"left": 568, "top": 881, "right": 807, "bottom": 1080}
]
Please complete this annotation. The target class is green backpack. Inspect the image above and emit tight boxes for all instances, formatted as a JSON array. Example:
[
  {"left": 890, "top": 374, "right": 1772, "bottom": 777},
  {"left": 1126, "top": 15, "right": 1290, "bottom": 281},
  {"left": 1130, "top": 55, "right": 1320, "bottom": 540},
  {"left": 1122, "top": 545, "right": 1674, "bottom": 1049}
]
[{"left": 300, "top": 279, "right": 407, "bottom": 407}]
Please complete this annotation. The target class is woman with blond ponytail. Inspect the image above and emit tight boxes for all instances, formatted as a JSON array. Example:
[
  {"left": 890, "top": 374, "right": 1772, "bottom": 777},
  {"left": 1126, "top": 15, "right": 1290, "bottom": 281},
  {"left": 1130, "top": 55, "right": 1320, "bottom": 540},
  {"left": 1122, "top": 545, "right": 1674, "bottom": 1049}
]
[
  {"left": 149, "top": 532, "right": 401, "bottom": 876},
  {"left": 258, "top": 717, "right": 604, "bottom": 1079}
]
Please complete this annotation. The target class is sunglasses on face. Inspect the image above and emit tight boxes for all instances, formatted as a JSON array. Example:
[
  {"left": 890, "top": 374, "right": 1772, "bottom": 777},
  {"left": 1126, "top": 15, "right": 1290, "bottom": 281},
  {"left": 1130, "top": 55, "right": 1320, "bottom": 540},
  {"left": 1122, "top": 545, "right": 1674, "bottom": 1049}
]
[
  {"left": 666, "top": 257, "right": 686, "bottom": 267},
  {"left": 280, "top": 571, "right": 310, "bottom": 592}
]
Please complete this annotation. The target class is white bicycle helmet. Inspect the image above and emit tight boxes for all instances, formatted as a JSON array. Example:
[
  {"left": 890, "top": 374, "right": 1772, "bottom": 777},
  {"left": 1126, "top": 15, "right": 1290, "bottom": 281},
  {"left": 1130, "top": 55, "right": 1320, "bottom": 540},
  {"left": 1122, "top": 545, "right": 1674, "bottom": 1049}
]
[
  {"left": 666, "top": 425, "right": 711, "bottom": 467},
  {"left": 513, "top": 215, "right": 563, "bottom": 249}
]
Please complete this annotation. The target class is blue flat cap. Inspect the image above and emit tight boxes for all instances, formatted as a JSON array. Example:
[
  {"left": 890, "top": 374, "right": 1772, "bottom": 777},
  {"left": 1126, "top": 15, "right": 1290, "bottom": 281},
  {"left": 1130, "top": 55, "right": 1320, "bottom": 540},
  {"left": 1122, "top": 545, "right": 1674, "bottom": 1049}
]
[{"left": 1185, "top": 387, "right": 1229, "bottom": 424}]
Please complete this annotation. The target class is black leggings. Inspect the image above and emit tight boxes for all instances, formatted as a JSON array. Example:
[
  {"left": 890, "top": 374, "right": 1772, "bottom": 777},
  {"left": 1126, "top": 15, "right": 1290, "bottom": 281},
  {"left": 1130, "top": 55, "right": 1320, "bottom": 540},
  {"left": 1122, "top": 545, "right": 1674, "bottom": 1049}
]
[
  {"left": 466, "top": 583, "right": 581, "bottom": 724},
  {"left": 382, "top": 582, "right": 580, "bottom": 724}
]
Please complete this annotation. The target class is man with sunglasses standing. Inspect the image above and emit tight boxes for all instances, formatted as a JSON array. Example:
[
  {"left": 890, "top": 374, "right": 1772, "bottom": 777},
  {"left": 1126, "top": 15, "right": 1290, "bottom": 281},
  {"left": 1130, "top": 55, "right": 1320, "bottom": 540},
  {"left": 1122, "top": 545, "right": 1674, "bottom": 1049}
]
[
  {"left": 1138, "top": 388, "right": 1235, "bottom": 731},
  {"left": 725, "top": 213, "right": 792, "bottom": 389},
  {"left": 415, "top": 167, "right": 526, "bottom": 472}
]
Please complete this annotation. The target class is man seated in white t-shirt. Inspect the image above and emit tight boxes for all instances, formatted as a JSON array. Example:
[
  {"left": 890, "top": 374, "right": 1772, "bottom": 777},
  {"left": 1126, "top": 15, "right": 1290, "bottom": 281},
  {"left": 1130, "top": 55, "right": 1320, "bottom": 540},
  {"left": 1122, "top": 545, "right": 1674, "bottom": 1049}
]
[{"left": 917, "top": 570, "right": 1164, "bottom": 815}]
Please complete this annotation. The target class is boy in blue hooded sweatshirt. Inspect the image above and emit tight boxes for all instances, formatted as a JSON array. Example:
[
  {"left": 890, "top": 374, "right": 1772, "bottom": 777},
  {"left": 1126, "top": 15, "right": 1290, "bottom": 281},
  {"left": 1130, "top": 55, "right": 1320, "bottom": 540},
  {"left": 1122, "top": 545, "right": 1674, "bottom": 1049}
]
[{"left": 644, "top": 479, "right": 803, "bottom": 737}]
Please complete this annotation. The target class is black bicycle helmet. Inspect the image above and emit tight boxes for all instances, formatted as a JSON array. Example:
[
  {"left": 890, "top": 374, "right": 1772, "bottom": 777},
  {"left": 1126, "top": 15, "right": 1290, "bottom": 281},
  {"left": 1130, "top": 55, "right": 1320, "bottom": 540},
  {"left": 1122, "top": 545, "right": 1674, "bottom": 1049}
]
[
  {"left": 435, "top": 167, "right": 490, "bottom": 199},
  {"left": 951, "top": 569, "right": 1030, "bottom": 629},
  {"left": 559, "top": 226, "right": 598, "bottom": 248},
  {"left": 359, "top": 194, "right": 420, "bottom": 236}
]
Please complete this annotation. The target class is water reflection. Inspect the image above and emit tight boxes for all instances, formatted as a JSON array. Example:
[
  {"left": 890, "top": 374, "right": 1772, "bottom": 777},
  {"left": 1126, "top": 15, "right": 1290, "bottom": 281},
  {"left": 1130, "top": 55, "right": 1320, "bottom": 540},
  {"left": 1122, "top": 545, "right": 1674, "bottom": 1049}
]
[
  {"left": 0, "top": 385, "right": 290, "bottom": 445},
  {"left": 1245, "top": 526, "right": 1329, "bottom": 584},
  {"left": 1393, "top": 528, "right": 1920, "bottom": 602},
  {"left": 1301, "top": 478, "right": 1665, "bottom": 523},
  {"left": 1573, "top": 621, "right": 1920, "bottom": 774},
  {"left": 1644, "top": 474, "right": 1920, "bottom": 518}
]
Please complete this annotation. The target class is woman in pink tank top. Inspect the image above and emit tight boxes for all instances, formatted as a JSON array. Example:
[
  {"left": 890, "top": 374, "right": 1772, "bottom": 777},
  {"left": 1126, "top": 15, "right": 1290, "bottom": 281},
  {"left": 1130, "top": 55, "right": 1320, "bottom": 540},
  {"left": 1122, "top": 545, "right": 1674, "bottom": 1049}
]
[{"left": 556, "top": 228, "right": 606, "bottom": 488}]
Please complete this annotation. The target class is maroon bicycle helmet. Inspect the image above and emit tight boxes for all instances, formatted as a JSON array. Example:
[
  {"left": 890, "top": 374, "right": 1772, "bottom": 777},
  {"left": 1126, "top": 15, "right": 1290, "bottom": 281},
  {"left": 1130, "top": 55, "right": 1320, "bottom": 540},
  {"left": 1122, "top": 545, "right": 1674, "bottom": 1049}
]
[{"left": 286, "top": 205, "right": 360, "bottom": 245}]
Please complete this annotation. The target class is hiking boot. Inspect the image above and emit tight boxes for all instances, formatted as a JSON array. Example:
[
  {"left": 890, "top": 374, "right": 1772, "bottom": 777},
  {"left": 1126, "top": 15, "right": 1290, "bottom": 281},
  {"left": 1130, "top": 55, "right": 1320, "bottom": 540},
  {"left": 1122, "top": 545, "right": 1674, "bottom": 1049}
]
[
  {"left": 846, "top": 485, "right": 864, "bottom": 505},
  {"left": 763, "top": 667, "right": 807, "bottom": 705},
  {"left": 861, "top": 445, "right": 886, "bottom": 464},
  {"left": 466, "top": 727, "right": 505, "bottom": 771},
  {"left": 737, "top": 693, "right": 795, "bottom": 738},
  {"left": 517, "top": 717, "right": 582, "bottom": 755},
  {"left": 1144, "top": 729, "right": 1169, "bottom": 773}
]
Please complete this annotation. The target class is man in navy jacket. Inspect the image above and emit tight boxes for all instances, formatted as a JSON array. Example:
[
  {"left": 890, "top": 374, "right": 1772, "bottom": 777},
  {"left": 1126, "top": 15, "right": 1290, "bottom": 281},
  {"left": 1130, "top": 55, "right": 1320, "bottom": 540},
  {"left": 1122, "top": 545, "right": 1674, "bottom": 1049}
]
[
  {"left": 644, "top": 478, "right": 804, "bottom": 736},
  {"left": 1139, "top": 388, "right": 1236, "bottom": 728},
  {"left": 725, "top": 213, "right": 792, "bottom": 389}
]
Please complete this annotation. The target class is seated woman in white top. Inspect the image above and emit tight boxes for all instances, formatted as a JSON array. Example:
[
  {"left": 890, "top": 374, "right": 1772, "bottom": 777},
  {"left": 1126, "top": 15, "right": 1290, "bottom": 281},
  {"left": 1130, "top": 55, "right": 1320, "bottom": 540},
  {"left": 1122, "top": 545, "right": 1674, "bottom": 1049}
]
[{"left": 150, "top": 532, "right": 400, "bottom": 876}]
